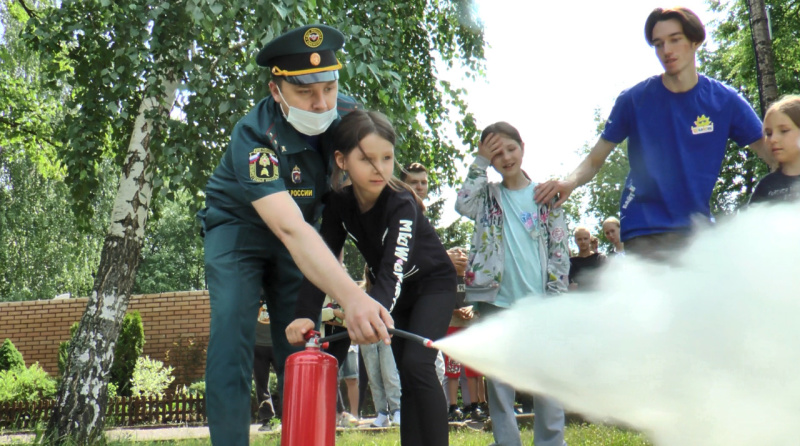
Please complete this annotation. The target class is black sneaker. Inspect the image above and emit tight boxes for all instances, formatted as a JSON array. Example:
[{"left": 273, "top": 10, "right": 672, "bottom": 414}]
[
  {"left": 448, "top": 406, "right": 464, "bottom": 422},
  {"left": 479, "top": 402, "right": 490, "bottom": 417},
  {"left": 469, "top": 405, "right": 487, "bottom": 421}
]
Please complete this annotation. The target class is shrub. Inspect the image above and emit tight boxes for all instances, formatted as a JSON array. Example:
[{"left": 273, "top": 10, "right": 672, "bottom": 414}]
[
  {"left": 187, "top": 379, "right": 205, "bottom": 396},
  {"left": 107, "top": 381, "right": 118, "bottom": 400},
  {"left": 111, "top": 311, "right": 145, "bottom": 396},
  {"left": 0, "top": 339, "right": 25, "bottom": 371},
  {"left": 0, "top": 363, "right": 57, "bottom": 402},
  {"left": 130, "top": 356, "right": 175, "bottom": 398},
  {"left": 58, "top": 312, "right": 144, "bottom": 396},
  {"left": 57, "top": 322, "right": 80, "bottom": 376}
]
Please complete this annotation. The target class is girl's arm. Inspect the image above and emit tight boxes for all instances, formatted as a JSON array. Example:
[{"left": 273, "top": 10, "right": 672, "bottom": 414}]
[
  {"left": 292, "top": 197, "right": 350, "bottom": 323},
  {"left": 456, "top": 134, "right": 504, "bottom": 220},
  {"left": 256, "top": 191, "right": 392, "bottom": 345},
  {"left": 369, "top": 194, "right": 421, "bottom": 311},
  {"left": 455, "top": 156, "right": 491, "bottom": 220},
  {"left": 544, "top": 202, "right": 570, "bottom": 295}
]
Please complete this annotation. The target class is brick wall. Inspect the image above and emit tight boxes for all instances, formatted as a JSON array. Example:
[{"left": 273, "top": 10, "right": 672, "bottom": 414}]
[{"left": 0, "top": 291, "right": 210, "bottom": 387}]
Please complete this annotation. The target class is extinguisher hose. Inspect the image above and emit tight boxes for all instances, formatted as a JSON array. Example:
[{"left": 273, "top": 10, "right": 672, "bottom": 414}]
[{"left": 318, "top": 328, "right": 435, "bottom": 349}]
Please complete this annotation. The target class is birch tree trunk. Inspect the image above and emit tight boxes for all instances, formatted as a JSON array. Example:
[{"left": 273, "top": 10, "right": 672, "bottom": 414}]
[
  {"left": 747, "top": 0, "right": 779, "bottom": 115},
  {"left": 46, "top": 78, "right": 179, "bottom": 445}
]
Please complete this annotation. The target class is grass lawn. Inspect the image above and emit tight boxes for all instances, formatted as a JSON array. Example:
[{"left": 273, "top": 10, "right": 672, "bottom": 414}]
[
  {"left": 1, "top": 422, "right": 651, "bottom": 445},
  {"left": 86, "top": 423, "right": 650, "bottom": 446}
]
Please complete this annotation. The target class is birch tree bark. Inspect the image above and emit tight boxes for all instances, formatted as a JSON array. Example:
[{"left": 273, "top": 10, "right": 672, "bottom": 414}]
[
  {"left": 46, "top": 79, "right": 179, "bottom": 445},
  {"left": 746, "top": 0, "right": 779, "bottom": 115}
]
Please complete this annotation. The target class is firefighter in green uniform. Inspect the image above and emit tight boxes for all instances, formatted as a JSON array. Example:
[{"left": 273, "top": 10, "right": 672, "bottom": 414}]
[{"left": 200, "top": 24, "right": 393, "bottom": 445}]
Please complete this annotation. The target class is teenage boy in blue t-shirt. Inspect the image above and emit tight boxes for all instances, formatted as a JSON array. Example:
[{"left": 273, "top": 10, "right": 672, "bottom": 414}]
[{"left": 535, "top": 6, "right": 774, "bottom": 259}]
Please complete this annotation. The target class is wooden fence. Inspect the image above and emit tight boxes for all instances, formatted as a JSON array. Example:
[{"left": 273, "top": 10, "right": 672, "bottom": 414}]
[{"left": 0, "top": 393, "right": 256, "bottom": 429}]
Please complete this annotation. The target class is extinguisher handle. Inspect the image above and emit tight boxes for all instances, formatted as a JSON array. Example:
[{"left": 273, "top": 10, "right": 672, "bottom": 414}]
[
  {"left": 304, "top": 330, "right": 321, "bottom": 341},
  {"left": 317, "top": 328, "right": 435, "bottom": 349},
  {"left": 318, "top": 331, "right": 350, "bottom": 345},
  {"left": 389, "top": 328, "right": 435, "bottom": 348}
]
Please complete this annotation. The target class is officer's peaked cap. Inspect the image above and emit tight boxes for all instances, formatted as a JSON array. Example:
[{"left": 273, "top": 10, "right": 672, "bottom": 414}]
[{"left": 256, "top": 24, "right": 345, "bottom": 85}]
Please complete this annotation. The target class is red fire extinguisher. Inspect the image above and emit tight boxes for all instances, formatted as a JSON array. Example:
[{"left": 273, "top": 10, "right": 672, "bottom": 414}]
[
  {"left": 281, "top": 329, "right": 434, "bottom": 446},
  {"left": 281, "top": 330, "right": 339, "bottom": 446}
]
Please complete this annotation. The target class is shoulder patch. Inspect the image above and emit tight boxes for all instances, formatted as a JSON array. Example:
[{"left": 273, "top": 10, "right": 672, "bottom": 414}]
[{"left": 249, "top": 148, "right": 280, "bottom": 182}]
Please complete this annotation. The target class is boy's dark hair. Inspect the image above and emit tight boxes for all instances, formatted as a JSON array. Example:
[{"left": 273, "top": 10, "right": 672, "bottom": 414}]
[
  {"left": 400, "top": 162, "right": 428, "bottom": 182},
  {"left": 644, "top": 7, "right": 705, "bottom": 46},
  {"left": 480, "top": 122, "right": 523, "bottom": 148},
  {"left": 333, "top": 110, "right": 424, "bottom": 210}
]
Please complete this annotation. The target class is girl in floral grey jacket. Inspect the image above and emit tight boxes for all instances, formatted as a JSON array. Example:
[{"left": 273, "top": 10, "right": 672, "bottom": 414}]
[
  {"left": 456, "top": 121, "right": 571, "bottom": 446},
  {"left": 455, "top": 130, "right": 570, "bottom": 305}
]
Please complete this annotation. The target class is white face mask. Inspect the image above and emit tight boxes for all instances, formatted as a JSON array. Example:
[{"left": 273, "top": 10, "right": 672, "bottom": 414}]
[{"left": 277, "top": 87, "right": 338, "bottom": 136}]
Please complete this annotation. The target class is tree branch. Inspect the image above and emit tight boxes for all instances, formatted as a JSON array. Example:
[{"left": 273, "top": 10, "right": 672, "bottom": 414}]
[
  {"left": 0, "top": 116, "right": 59, "bottom": 148},
  {"left": 15, "top": 0, "right": 37, "bottom": 18}
]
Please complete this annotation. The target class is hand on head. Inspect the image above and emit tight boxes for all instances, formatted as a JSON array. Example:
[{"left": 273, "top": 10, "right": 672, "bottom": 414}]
[{"left": 477, "top": 133, "right": 504, "bottom": 161}]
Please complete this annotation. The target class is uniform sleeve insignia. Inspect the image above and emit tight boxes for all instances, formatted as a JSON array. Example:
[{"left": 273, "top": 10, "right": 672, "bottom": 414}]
[
  {"left": 292, "top": 165, "right": 302, "bottom": 184},
  {"left": 249, "top": 148, "right": 280, "bottom": 182}
]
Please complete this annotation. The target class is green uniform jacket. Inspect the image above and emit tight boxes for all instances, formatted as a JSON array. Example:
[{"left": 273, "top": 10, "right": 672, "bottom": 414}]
[{"left": 203, "top": 93, "right": 360, "bottom": 230}]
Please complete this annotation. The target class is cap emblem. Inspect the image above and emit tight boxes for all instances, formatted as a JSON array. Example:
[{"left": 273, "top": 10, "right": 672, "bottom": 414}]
[
  {"left": 304, "top": 28, "right": 323, "bottom": 48},
  {"left": 310, "top": 52, "right": 321, "bottom": 66}
]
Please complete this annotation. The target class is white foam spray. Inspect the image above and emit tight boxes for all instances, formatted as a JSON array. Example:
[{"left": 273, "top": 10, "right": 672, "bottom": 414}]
[{"left": 434, "top": 204, "right": 800, "bottom": 446}]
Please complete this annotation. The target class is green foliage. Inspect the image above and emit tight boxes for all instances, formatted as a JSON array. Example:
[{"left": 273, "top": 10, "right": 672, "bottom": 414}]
[
  {"left": 0, "top": 363, "right": 57, "bottom": 402},
  {"left": 133, "top": 191, "right": 205, "bottom": 294},
  {"left": 436, "top": 218, "right": 474, "bottom": 251},
  {"left": 107, "top": 381, "right": 118, "bottom": 400},
  {"left": 0, "top": 0, "right": 113, "bottom": 302},
  {"left": 57, "top": 322, "right": 80, "bottom": 376},
  {"left": 187, "top": 379, "right": 206, "bottom": 396},
  {"left": 0, "top": 338, "right": 25, "bottom": 371},
  {"left": 21, "top": 0, "right": 486, "bottom": 227},
  {"left": 0, "top": 0, "right": 62, "bottom": 174},
  {"left": 0, "top": 140, "right": 115, "bottom": 302},
  {"left": 111, "top": 312, "right": 146, "bottom": 397},
  {"left": 130, "top": 356, "right": 175, "bottom": 398}
]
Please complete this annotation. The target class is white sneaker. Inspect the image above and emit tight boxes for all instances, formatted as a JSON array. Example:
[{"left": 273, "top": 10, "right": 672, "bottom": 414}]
[
  {"left": 391, "top": 410, "right": 401, "bottom": 426},
  {"left": 338, "top": 411, "right": 358, "bottom": 427},
  {"left": 371, "top": 412, "right": 390, "bottom": 428}
]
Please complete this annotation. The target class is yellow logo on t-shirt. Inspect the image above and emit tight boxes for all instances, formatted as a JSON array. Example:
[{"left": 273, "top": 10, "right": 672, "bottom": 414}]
[{"left": 691, "top": 115, "right": 714, "bottom": 135}]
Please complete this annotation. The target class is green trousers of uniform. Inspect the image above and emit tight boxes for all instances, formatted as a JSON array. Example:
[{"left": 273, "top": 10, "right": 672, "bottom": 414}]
[{"left": 203, "top": 207, "right": 303, "bottom": 445}]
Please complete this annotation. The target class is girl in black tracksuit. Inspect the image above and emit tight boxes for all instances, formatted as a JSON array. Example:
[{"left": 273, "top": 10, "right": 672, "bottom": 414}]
[{"left": 290, "top": 110, "right": 456, "bottom": 445}]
